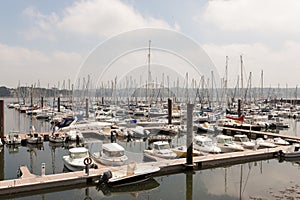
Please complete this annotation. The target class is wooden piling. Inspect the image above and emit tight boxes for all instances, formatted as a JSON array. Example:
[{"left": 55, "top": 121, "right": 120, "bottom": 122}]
[
  {"left": 86, "top": 98, "right": 89, "bottom": 118},
  {"left": 41, "top": 96, "right": 44, "bottom": 108},
  {"left": 168, "top": 98, "right": 172, "bottom": 124},
  {"left": 186, "top": 103, "right": 194, "bottom": 167},
  {"left": 0, "top": 100, "right": 3, "bottom": 138},
  {"left": 0, "top": 100, "right": 4, "bottom": 181},
  {"left": 238, "top": 99, "right": 241, "bottom": 117},
  {"left": 57, "top": 97, "right": 60, "bottom": 112}
]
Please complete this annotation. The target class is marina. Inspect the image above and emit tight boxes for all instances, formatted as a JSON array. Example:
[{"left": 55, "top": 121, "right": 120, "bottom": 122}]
[{"left": 2, "top": 97, "right": 300, "bottom": 200}]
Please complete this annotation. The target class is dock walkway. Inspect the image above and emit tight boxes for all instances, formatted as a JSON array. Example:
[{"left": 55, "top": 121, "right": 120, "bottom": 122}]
[
  {"left": 222, "top": 127, "right": 300, "bottom": 142},
  {"left": 0, "top": 139, "right": 292, "bottom": 197}
]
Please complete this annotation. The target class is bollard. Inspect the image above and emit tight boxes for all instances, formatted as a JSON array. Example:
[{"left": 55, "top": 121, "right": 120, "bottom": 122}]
[
  {"left": 85, "top": 165, "right": 89, "bottom": 175},
  {"left": 84, "top": 157, "right": 92, "bottom": 175},
  {"left": 41, "top": 163, "right": 46, "bottom": 176}
]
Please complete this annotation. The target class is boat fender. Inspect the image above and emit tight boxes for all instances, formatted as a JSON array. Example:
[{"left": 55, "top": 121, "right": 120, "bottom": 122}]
[
  {"left": 98, "top": 171, "right": 112, "bottom": 184},
  {"left": 91, "top": 163, "right": 98, "bottom": 169},
  {"left": 17, "top": 168, "right": 22, "bottom": 178}
]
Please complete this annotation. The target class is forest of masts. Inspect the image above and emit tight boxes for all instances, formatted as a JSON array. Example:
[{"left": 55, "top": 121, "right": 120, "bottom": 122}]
[{"left": 13, "top": 55, "right": 299, "bottom": 108}]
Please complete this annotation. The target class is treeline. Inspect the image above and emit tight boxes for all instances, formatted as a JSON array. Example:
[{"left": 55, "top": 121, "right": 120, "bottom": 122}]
[
  {"left": 0, "top": 86, "right": 11, "bottom": 97},
  {"left": 0, "top": 86, "right": 72, "bottom": 98}
]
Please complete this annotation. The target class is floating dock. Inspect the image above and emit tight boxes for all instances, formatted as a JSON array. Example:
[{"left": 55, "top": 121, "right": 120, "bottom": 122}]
[
  {"left": 0, "top": 145, "right": 288, "bottom": 197},
  {"left": 222, "top": 127, "right": 300, "bottom": 143}
]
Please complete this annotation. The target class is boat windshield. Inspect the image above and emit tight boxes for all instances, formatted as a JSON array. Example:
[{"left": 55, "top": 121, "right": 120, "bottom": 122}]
[
  {"left": 224, "top": 138, "right": 233, "bottom": 144},
  {"left": 103, "top": 149, "right": 124, "bottom": 157},
  {"left": 204, "top": 141, "right": 213, "bottom": 146},
  {"left": 70, "top": 152, "right": 88, "bottom": 159},
  {"left": 155, "top": 144, "right": 170, "bottom": 150},
  {"left": 239, "top": 137, "right": 249, "bottom": 142}
]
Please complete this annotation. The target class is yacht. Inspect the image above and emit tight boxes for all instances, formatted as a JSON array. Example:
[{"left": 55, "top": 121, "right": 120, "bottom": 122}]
[
  {"left": 93, "top": 143, "right": 128, "bottom": 166},
  {"left": 216, "top": 135, "right": 244, "bottom": 153},
  {"left": 171, "top": 145, "right": 202, "bottom": 157},
  {"left": 267, "top": 137, "right": 289, "bottom": 146},
  {"left": 4, "top": 131, "right": 21, "bottom": 145},
  {"left": 49, "top": 133, "right": 65, "bottom": 143},
  {"left": 233, "top": 134, "right": 256, "bottom": 149},
  {"left": 193, "top": 135, "right": 221, "bottom": 154},
  {"left": 64, "top": 129, "right": 84, "bottom": 142},
  {"left": 144, "top": 141, "right": 177, "bottom": 160},
  {"left": 255, "top": 138, "right": 277, "bottom": 149},
  {"left": 98, "top": 161, "right": 160, "bottom": 187},
  {"left": 63, "top": 147, "right": 94, "bottom": 171},
  {"left": 128, "top": 126, "right": 150, "bottom": 138},
  {"left": 26, "top": 126, "right": 44, "bottom": 144}
]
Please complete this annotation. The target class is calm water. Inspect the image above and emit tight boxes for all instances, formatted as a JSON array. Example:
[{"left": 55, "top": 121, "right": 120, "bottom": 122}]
[{"left": 1, "top": 98, "right": 300, "bottom": 200}]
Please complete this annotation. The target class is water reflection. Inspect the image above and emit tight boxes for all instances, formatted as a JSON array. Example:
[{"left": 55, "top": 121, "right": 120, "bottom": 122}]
[
  {"left": 96, "top": 178, "right": 160, "bottom": 197},
  {"left": 6, "top": 144, "right": 20, "bottom": 154},
  {"left": 185, "top": 170, "right": 193, "bottom": 200}
]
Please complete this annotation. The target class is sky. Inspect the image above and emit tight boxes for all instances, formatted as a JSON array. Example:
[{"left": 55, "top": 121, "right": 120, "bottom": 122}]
[{"left": 1, "top": 0, "right": 300, "bottom": 89}]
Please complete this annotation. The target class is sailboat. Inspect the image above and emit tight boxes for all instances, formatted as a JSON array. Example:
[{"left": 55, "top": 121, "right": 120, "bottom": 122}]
[{"left": 26, "top": 85, "right": 44, "bottom": 145}]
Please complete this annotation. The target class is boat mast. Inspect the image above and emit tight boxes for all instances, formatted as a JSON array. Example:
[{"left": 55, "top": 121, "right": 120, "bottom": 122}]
[
  {"left": 240, "top": 55, "right": 244, "bottom": 100},
  {"left": 260, "top": 70, "right": 264, "bottom": 100},
  {"left": 225, "top": 56, "right": 228, "bottom": 106},
  {"left": 147, "top": 40, "right": 151, "bottom": 104},
  {"left": 211, "top": 71, "right": 214, "bottom": 109}
]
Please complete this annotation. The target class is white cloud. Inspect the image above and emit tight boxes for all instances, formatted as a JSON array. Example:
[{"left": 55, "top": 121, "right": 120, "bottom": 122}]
[
  {"left": 22, "top": 0, "right": 176, "bottom": 41},
  {"left": 21, "top": 7, "right": 59, "bottom": 41},
  {"left": 197, "top": 0, "right": 300, "bottom": 34},
  {"left": 203, "top": 41, "right": 300, "bottom": 88},
  {"left": 0, "top": 44, "right": 82, "bottom": 87},
  {"left": 58, "top": 0, "right": 176, "bottom": 37}
]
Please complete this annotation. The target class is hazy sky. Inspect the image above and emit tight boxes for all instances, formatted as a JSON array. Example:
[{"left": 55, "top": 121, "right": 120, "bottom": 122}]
[{"left": 1, "top": 0, "right": 300, "bottom": 89}]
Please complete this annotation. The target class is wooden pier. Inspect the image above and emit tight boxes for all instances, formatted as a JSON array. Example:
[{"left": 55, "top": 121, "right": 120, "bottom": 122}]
[
  {"left": 0, "top": 145, "right": 288, "bottom": 197},
  {"left": 222, "top": 127, "right": 300, "bottom": 143}
]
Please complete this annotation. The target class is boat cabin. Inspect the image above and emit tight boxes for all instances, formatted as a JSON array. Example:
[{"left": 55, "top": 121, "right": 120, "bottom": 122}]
[
  {"left": 216, "top": 135, "right": 234, "bottom": 144},
  {"left": 152, "top": 141, "right": 171, "bottom": 150},
  {"left": 233, "top": 134, "right": 250, "bottom": 143},
  {"left": 69, "top": 147, "right": 89, "bottom": 159},
  {"left": 194, "top": 135, "right": 213, "bottom": 146},
  {"left": 102, "top": 143, "right": 125, "bottom": 157}
]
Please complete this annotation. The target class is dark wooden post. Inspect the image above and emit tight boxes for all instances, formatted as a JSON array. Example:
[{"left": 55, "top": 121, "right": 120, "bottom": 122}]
[
  {"left": 186, "top": 103, "right": 194, "bottom": 167},
  {"left": 168, "top": 98, "right": 172, "bottom": 124},
  {"left": 41, "top": 96, "right": 44, "bottom": 108},
  {"left": 0, "top": 100, "right": 4, "bottom": 181},
  {"left": 86, "top": 98, "right": 89, "bottom": 118},
  {"left": 0, "top": 100, "right": 4, "bottom": 138},
  {"left": 238, "top": 99, "right": 241, "bottom": 117},
  {"left": 57, "top": 97, "right": 60, "bottom": 112}
]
